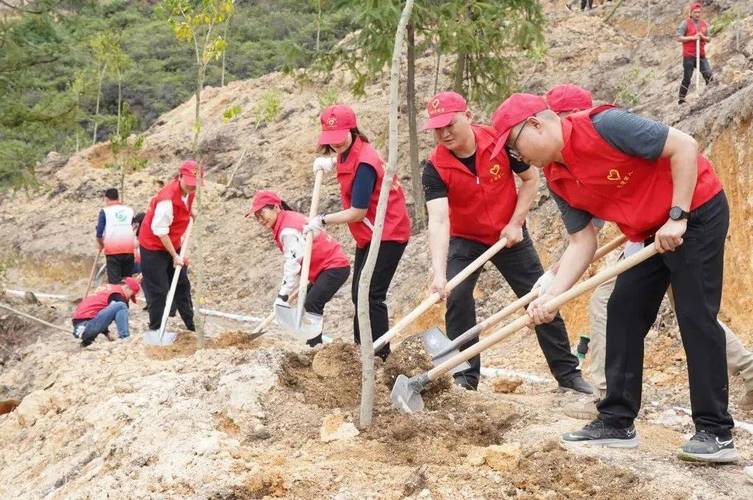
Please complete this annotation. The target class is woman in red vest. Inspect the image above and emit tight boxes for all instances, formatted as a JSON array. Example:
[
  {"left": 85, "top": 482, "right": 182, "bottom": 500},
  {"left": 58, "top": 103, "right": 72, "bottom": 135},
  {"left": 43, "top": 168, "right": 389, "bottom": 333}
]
[
  {"left": 138, "top": 160, "right": 202, "bottom": 334},
  {"left": 248, "top": 191, "right": 350, "bottom": 346},
  {"left": 72, "top": 277, "right": 140, "bottom": 347},
  {"left": 492, "top": 93, "right": 735, "bottom": 462},
  {"left": 303, "top": 104, "right": 411, "bottom": 359},
  {"left": 677, "top": 2, "right": 713, "bottom": 104}
]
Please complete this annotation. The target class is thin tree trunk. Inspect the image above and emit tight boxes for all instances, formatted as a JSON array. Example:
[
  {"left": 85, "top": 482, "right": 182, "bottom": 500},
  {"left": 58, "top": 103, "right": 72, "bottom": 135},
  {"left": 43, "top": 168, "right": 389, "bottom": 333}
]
[
  {"left": 92, "top": 65, "right": 105, "bottom": 146},
  {"left": 357, "top": 0, "right": 415, "bottom": 429},
  {"left": 193, "top": 68, "right": 206, "bottom": 349},
  {"left": 453, "top": 52, "right": 466, "bottom": 93},
  {"left": 406, "top": 22, "right": 426, "bottom": 230},
  {"left": 433, "top": 39, "right": 441, "bottom": 95},
  {"left": 316, "top": 0, "right": 321, "bottom": 52},
  {"left": 221, "top": 15, "right": 231, "bottom": 86},
  {"left": 116, "top": 70, "right": 122, "bottom": 137}
]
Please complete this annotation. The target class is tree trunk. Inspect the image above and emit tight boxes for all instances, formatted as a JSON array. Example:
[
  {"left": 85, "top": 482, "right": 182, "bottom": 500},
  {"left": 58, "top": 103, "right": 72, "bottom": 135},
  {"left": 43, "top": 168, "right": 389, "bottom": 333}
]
[
  {"left": 316, "top": 0, "right": 321, "bottom": 52},
  {"left": 92, "top": 65, "right": 105, "bottom": 146},
  {"left": 406, "top": 22, "right": 426, "bottom": 230},
  {"left": 221, "top": 15, "right": 231, "bottom": 86},
  {"left": 193, "top": 69, "right": 206, "bottom": 349},
  {"left": 433, "top": 39, "right": 441, "bottom": 95},
  {"left": 116, "top": 70, "right": 122, "bottom": 137},
  {"left": 357, "top": 0, "right": 415, "bottom": 429},
  {"left": 453, "top": 52, "right": 466, "bottom": 94}
]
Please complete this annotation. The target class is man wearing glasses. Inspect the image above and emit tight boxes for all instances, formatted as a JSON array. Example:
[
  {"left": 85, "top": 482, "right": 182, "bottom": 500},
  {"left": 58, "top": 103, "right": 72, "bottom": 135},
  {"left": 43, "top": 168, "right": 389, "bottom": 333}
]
[{"left": 419, "top": 91, "right": 590, "bottom": 394}]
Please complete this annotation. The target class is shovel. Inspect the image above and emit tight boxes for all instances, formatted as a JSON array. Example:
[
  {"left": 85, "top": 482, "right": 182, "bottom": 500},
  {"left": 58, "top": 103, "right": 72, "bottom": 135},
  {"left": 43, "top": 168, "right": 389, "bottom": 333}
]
[
  {"left": 423, "top": 234, "right": 628, "bottom": 368},
  {"left": 143, "top": 219, "right": 194, "bottom": 346},
  {"left": 245, "top": 289, "right": 299, "bottom": 341},
  {"left": 391, "top": 241, "right": 655, "bottom": 413},
  {"left": 372, "top": 237, "right": 509, "bottom": 353},
  {"left": 83, "top": 248, "right": 103, "bottom": 299}
]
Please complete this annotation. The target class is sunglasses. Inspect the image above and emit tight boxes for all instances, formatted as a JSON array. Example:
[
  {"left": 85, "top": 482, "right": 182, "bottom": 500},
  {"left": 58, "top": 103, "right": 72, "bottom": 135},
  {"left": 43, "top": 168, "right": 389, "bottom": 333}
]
[{"left": 506, "top": 120, "right": 528, "bottom": 161}]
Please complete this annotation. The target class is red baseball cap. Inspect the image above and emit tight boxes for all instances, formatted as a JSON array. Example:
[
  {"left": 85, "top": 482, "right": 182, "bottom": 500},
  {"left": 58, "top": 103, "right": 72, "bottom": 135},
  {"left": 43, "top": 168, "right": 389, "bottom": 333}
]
[
  {"left": 422, "top": 91, "right": 468, "bottom": 130},
  {"left": 123, "top": 277, "right": 140, "bottom": 303},
  {"left": 319, "top": 105, "right": 357, "bottom": 145},
  {"left": 545, "top": 84, "right": 593, "bottom": 113},
  {"left": 247, "top": 191, "right": 282, "bottom": 217},
  {"left": 179, "top": 160, "right": 204, "bottom": 186},
  {"left": 490, "top": 93, "right": 550, "bottom": 159},
  {"left": 690, "top": 2, "right": 702, "bottom": 12}
]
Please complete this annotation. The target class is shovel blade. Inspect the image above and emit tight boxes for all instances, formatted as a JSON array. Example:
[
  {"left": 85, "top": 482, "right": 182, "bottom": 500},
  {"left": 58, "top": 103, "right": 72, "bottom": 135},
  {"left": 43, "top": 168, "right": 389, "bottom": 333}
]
[
  {"left": 274, "top": 303, "right": 299, "bottom": 332},
  {"left": 390, "top": 374, "right": 425, "bottom": 414},
  {"left": 421, "top": 326, "right": 472, "bottom": 375},
  {"left": 143, "top": 329, "right": 177, "bottom": 346}
]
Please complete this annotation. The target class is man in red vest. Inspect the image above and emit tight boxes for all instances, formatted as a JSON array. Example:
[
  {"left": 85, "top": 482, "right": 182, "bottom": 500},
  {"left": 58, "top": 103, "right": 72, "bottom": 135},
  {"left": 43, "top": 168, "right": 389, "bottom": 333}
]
[
  {"left": 72, "top": 277, "right": 140, "bottom": 347},
  {"left": 139, "top": 160, "right": 202, "bottom": 334},
  {"left": 420, "top": 91, "right": 590, "bottom": 393},
  {"left": 491, "top": 93, "right": 736, "bottom": 462},
  {"left": 677, "top": 2, "right": 713, "bottom": 104}
]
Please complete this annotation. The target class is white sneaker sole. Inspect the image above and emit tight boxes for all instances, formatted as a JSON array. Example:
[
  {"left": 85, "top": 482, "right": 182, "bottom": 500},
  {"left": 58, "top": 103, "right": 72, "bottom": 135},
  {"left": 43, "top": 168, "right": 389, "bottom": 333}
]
[
  {"left": 677, "top": 448, "right": 740, "bottom": 463},
  {"left": 560, "top": 436, "right": 639, "bottom": 449}
]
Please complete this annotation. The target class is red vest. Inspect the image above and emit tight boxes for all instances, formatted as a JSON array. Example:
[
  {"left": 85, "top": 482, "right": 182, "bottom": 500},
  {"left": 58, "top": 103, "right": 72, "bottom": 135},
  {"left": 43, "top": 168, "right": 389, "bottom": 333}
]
[
  {"left": 138, "top": 180, "right": 195, "bottom": 251},
  {"left": 682, "top": 19, "right": 708, "bottom": 57},
  {"left": 544, "top": 105, "right": 722, "bottom": 242},
  {"left": 72, "top": 284, "right": 128, "bottom": 320},
  {"left": 429, "top": 125, "right": 518, "bottom": 246},
  {"left": 335, "top": 137, "right": 411, "bottom": 248},
  {"left": 272, "top": 210, "right": 349, "bottom": 282}
]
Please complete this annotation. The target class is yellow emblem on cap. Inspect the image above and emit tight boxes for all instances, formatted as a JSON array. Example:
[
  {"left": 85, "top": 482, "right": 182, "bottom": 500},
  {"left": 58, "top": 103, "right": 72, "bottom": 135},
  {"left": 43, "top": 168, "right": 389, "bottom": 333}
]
[{"left": 327, "top": 117, "right": 337, "bottom": 128}]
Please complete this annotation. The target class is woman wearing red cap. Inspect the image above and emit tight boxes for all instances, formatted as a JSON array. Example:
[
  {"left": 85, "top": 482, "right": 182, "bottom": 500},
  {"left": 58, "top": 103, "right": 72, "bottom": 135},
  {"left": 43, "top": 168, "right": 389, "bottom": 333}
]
[
  {"left": 72, "top": 277, "right": 140, "bottom": 347},
  {"left": 139, "top": 160, "right": 203, "bottom": 335},
  {"left": 304, "top": 104, "right": 411, "bottom": 359},
  {"left": 677, "top": 3, "right": 713, "bottom": 104},
  {"left": 248, "top": 191, "right": 350, "bottom": 346}
]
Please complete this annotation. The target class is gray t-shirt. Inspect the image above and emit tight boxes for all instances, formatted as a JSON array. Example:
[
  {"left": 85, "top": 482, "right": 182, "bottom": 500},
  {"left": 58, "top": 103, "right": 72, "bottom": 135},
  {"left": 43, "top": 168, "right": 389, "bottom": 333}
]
[{"left": 549, "top": 108, "right": 670, "bottom": 234}]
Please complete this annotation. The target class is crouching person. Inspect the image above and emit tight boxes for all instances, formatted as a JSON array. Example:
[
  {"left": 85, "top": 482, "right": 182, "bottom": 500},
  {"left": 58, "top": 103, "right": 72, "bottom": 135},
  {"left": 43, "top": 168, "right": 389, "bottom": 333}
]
[{"left": 72, "top": 277, "right": 140, "bottom": 347}]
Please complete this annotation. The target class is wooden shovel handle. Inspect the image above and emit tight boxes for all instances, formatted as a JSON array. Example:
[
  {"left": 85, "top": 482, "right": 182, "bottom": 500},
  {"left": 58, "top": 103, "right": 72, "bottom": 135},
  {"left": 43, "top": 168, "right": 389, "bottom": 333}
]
[
  {"left": 83, "top": 248, "right": 103, "bottom": 298},
  {"left": 427, "top": 244, "right": 658, "bottom": 381},
  {"left": 373, "top": 237, "right": 508, "bottom": 352},
  {"left": 296, "top": 169, "right": 325, "bottom": 324},
  {"left": 251, "top": 289, "right": 299, "bottom": 334},
  {"left": 158, "top": 218, "right": 194, "bottom": 337}
]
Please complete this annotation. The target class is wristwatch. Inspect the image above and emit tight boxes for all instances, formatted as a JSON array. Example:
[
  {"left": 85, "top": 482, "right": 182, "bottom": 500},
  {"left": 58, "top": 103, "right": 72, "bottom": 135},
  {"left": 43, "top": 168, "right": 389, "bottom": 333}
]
[
  {"left": 320, "top": 213, "right": 327, "bottom": 225},
  {"left": 669, "top": 206, "right": 690, "bottom": 221}
]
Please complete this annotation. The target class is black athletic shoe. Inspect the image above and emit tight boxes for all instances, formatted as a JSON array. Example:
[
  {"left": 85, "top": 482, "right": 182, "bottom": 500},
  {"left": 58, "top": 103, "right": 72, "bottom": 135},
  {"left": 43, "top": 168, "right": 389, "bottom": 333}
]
[
  {"left": 561, "top": 419, "right": 638, "bottom": 449},
  {"left": 678, "top": 98, "right": 687, "bottom": 105},
  {"left": 678, "top": 430, "right": 739, "bottom": 463},
  {"left": 558, "top": 374, "right": 594, "bottom": 395},
  {"left": 305, "top": 334, "right": 323, "bottom": 348},
  {"left": 453, "top": 373, "right": 478, "bottom": 391}
]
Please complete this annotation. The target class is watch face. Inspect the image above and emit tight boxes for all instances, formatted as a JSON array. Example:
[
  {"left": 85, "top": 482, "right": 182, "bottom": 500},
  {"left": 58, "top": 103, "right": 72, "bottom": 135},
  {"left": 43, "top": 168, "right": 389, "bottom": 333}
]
[{"left": 670, "top": 207, "right": 681, "bottom": 220}]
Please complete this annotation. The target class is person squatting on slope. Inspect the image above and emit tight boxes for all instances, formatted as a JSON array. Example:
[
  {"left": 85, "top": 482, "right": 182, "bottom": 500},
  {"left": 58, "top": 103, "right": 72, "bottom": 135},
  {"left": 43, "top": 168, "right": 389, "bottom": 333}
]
[
  {"left": 72, "top": 277, "right": 140, "bottom": 347},
  {"left": 420, "top": 90, "right": 591, "bottom": 393},
  {"left": 493, "top": 92, "right": 736, "bottom": 462},
  {"left": 248, "top": 190, "right": 350, "bottom": 347},
  {"left": 304, "top": 104, "right": 411, "bottom": 360},
  {"left": 96, "top": 188, "right": 135, "bottom": 284},
  {"left": 677, "top": 2, "right": 713, "bottom": 104}
]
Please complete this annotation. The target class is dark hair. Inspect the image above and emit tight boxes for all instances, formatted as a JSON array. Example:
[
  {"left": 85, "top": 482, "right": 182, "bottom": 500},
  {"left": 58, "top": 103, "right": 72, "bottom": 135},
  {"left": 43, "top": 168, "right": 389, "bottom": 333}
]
[
  {"left": 104, "top": 188, "right": 119, "bottom": 200},
  {"left": 318, "top": 128, "right": 370, "bottom": 154},
  {"left": 262, "top": 200, "right": 294, "bottom": 212},
  {"left": 132, "top": 211, "right": 146, "bottom": 236}
]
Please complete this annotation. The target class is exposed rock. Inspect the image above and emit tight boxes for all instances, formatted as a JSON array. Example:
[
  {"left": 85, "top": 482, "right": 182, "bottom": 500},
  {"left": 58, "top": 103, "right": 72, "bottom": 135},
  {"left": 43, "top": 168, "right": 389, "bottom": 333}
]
[
  {"left": 320, "top": 414, "right": 360, "bottom": 443},
  {"left": 484, "top": 443, "right": 522, "bottom": 473}
]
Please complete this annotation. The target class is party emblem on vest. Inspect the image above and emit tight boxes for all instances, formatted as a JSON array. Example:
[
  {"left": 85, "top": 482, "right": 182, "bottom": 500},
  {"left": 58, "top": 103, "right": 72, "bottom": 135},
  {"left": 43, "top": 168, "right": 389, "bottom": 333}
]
[
  {"left": 607, "top": 169, "right": 621, "bottom": 181},
  {"left": 115, "top": 210, "right": 128, "bottom": 222},
  {"left": 489, "top": 163, "right": 502, "bottom": 181},
  {"left": 607, "top": 168, "right": 634, "bottom": 188}
]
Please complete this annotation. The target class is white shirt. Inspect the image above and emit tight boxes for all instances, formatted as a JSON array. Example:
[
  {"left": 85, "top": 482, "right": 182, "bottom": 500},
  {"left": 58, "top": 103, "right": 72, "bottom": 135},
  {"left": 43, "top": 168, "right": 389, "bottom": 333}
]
[
  {"left": 279, "top": 228, "right": 303, "bottom": 296},
  {"left": 151, "top": 195, "right": 189, "bottom": 236}
]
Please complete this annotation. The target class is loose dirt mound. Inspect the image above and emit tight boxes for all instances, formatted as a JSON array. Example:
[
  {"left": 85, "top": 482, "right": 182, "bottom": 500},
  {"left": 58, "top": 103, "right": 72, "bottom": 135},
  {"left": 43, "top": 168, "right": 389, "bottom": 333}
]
[
  {"left": 144, "top": 330, "right": 271, "bottom": 360},
  {"left": 381, "top": 335, "right": 452, "bottom": 400}
]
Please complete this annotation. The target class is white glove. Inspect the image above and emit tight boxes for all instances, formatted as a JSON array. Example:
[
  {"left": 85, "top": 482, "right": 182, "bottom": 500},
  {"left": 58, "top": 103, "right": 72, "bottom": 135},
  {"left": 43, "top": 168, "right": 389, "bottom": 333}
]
[
  {"left": 302, "top": 214, "right": 325, "bottom": 237},
  {"left": 313, "top": 156, "right": 334, "bottom": 173},
  {"left": 533, "top": 270, "right": 556, "bottom": 294}
]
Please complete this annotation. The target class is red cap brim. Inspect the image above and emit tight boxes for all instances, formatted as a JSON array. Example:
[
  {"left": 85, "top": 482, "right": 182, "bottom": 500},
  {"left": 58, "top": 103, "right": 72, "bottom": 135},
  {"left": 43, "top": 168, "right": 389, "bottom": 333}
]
[
  {"left": 318, "top": 129, "right": 349, "bottom": 145},
  {"left": 181, "top": 175, "right": 203, "bottom": 187},
  {"left": 421, "top": 113, "right": 455, "bottom": 130},
  {"left": 490, "top": 129, "right": 512, "bottom": 160}
]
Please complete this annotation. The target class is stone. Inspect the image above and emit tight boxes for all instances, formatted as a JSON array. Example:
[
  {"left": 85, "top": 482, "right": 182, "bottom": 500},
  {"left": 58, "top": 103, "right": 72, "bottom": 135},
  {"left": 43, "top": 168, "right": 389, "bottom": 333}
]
[
  {"left": 320, "top": 414, "right": 360, "bottom": 443},
  {"left": 466, "top": 446, "right": 487, "bottom": 466},
  {"left": 491, "top": 377, "right": 523, "bottom": 394},
  {"left": 484, "top": 443, "right": 522, "bottom": 473},
  {"left": 16, "top": 390, "right": 57, "bottom": 427}
]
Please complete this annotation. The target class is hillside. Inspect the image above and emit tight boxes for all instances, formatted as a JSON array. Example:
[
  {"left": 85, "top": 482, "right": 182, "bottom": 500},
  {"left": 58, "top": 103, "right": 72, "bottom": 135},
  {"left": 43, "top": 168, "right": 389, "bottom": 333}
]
[{"left": 2, "top": 0, "right": 753, "bottom": 497}]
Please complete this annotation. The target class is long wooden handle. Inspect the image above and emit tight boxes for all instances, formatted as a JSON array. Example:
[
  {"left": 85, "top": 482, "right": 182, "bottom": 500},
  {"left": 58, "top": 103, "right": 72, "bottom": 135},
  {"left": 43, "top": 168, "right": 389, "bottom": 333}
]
[
  {"left": 296, "top": 169, "right": 325, "bottom": 325},
  {"left": 434, "top": 234, "right": 628, "bottom": 358},
  {"left": 83, "top": 248, "right": 102, "bottom": 298},
  {"left": 373, "top": 237, "right": 509, "bottom": 352},
  {"left": 158, "top": 218, "right": 194, "bottom": 338},
  {"left": 696, "top": 38, "right": 701, "bottom": 95},
  {"left": 251, "top": 289, "right": 298, "bottom": 334},
  {"left": 427, "top": 244, "right": 658, "bottom": 381}
]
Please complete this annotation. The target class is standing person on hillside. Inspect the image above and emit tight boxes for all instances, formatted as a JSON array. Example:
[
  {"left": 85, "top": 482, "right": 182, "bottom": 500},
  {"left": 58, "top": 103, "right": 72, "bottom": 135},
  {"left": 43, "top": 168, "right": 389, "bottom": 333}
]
[
  {"left": 96, "top": 188, "right": 135, "bottom": 284},
  {"left": 72, "top": 277, "right": 140, "bottom": 347},
  {"left": 677, "top": 2, "right": 713, "bottom": 105},
  {"left": 492, "top": 92, "right": 737, "bottom": 462},
  {"left": 138, "top": 161, "right": 202, "bottom": 335},
  {"left": 248, "top": 191, "right": 350, "bottom": 347},
  {"left": 304, "top": 104, "right": 411, "bottom": 360},
  {"left": 420, "top": 91, "right": 590, "bottom": 393}
]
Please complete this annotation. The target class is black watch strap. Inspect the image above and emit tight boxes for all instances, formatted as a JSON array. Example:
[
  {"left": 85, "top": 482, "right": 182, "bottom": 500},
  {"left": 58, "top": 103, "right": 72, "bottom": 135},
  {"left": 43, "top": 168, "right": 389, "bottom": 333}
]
[{"left": 669, "top": 206, "right": 690, "bottom": 221}]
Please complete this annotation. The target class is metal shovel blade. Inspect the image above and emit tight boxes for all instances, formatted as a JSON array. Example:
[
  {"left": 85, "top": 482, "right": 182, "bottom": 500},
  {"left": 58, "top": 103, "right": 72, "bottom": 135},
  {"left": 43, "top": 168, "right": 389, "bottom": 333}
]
[
  {"left": 390, "top": 374, "right": 426, "bottom": 414},
  {"left": 143, "top": 329, "right": 177, "bottom": 346},
  {"left": 274, "top": 302, "right": 299, "bottom": 332},
  {"left": 421, "top": 326, "right": 471, "bottom": 374},
  {"left": 297, "top": 312, "right": 324, "bottom": 340}
]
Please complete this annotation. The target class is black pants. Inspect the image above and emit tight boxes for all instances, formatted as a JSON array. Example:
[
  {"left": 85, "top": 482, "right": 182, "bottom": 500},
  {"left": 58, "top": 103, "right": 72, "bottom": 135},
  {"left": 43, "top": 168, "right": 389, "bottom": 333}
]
[
  {"left": 352, "top": 241, "right": 407, "bottom": 358},
  {"left": 140, "top": 246, "right": 194, "bottom": 331},
  {"left": 598, "top": 192, "right": 732, "bottom": 438},
  {"left": 581, "top": 0, "right": 592, "bottom": 10},
  {"left": 446, "top": 232, "right": 580, "bottom": 389},
  {"left": 679, "top": 56, "right": 713, "bottom": 100},
  {"left": 305, "top": 266, "right": 350, "bottom": 315},
  {"left": 106, "top": 253, "right": 134, "bottom": 284}
]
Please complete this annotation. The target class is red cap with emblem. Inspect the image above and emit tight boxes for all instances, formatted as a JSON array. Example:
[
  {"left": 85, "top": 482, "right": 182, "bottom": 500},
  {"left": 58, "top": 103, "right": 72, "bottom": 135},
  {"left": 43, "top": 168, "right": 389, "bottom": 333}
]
[
  {"left": 319, "top": 105, "right": 357, "bottom": 145},
  {"left": 179, "top": 159, "right": 204, "bottom": 186},
  {"left": 489, "top": 93, "right": 550, "bottom": 159},
  {"left": 123, "top": 277, "right": 140, "bottom": 303},
  {"left": 422, "top": 91, "right": 468, "bottom": 130},
  {"left": 247, "top": 191, "right": 282, "bottom": 217},
  {"left": 545, "top": 84, "right": 593, "bottom": 114}
]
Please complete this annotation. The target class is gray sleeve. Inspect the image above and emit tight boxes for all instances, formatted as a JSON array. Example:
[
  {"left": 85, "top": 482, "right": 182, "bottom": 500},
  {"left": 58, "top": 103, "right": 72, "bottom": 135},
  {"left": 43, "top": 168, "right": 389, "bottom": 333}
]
[
  {"left": 677, "top": 20, "right": 688, "bottom": 37},
  {"left": 591, "top": 109, "right": 670, "bottom": 161},
  {"left": 548, "top": 187, "right": 594, "bottom": 235}
]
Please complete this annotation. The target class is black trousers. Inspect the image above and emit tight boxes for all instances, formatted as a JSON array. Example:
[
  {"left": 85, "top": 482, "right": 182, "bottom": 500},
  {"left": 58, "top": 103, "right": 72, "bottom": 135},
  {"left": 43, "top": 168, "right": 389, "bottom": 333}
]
[
  {"left": 581, "top": 0, "right": 592, "bottom": 10},
  {"left": 352, "top": 241, "right": 407, "bottom": 358},
  {"left": 679, "top": 56, "right": 713, "bottom": 100},
  {"left": 106, "top": 253, "right": 134, "bottom": 284},
  {"left": 304, "top": 266, "right": 350, "bottom": 315},
  {"left": 140, "top": 246, "right": 194, "bottom": 331},
  {"left": 446, "top": 232, "right": 580, "bottom": 389},
  {"left": 598, "top": 192, "right": 733, "bottom": 438}
]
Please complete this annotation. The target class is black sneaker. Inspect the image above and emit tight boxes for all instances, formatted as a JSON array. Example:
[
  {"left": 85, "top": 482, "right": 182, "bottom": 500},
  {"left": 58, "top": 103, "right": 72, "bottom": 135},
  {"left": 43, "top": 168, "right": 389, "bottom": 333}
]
[
  {"left": 558, "top": 374, "right": 594, "bottom": 395},
  {"left": 678, "top": 430, "right": 739, "bottom": 463},
  {"left": 678, "top": 98, "right": 687, "bottom": 105},
  {"left": 305, "top": 334, "right": 323, "bottom": 348},
  {"left": 561, "top": 419, "right": 638, "bottom": 449}
]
